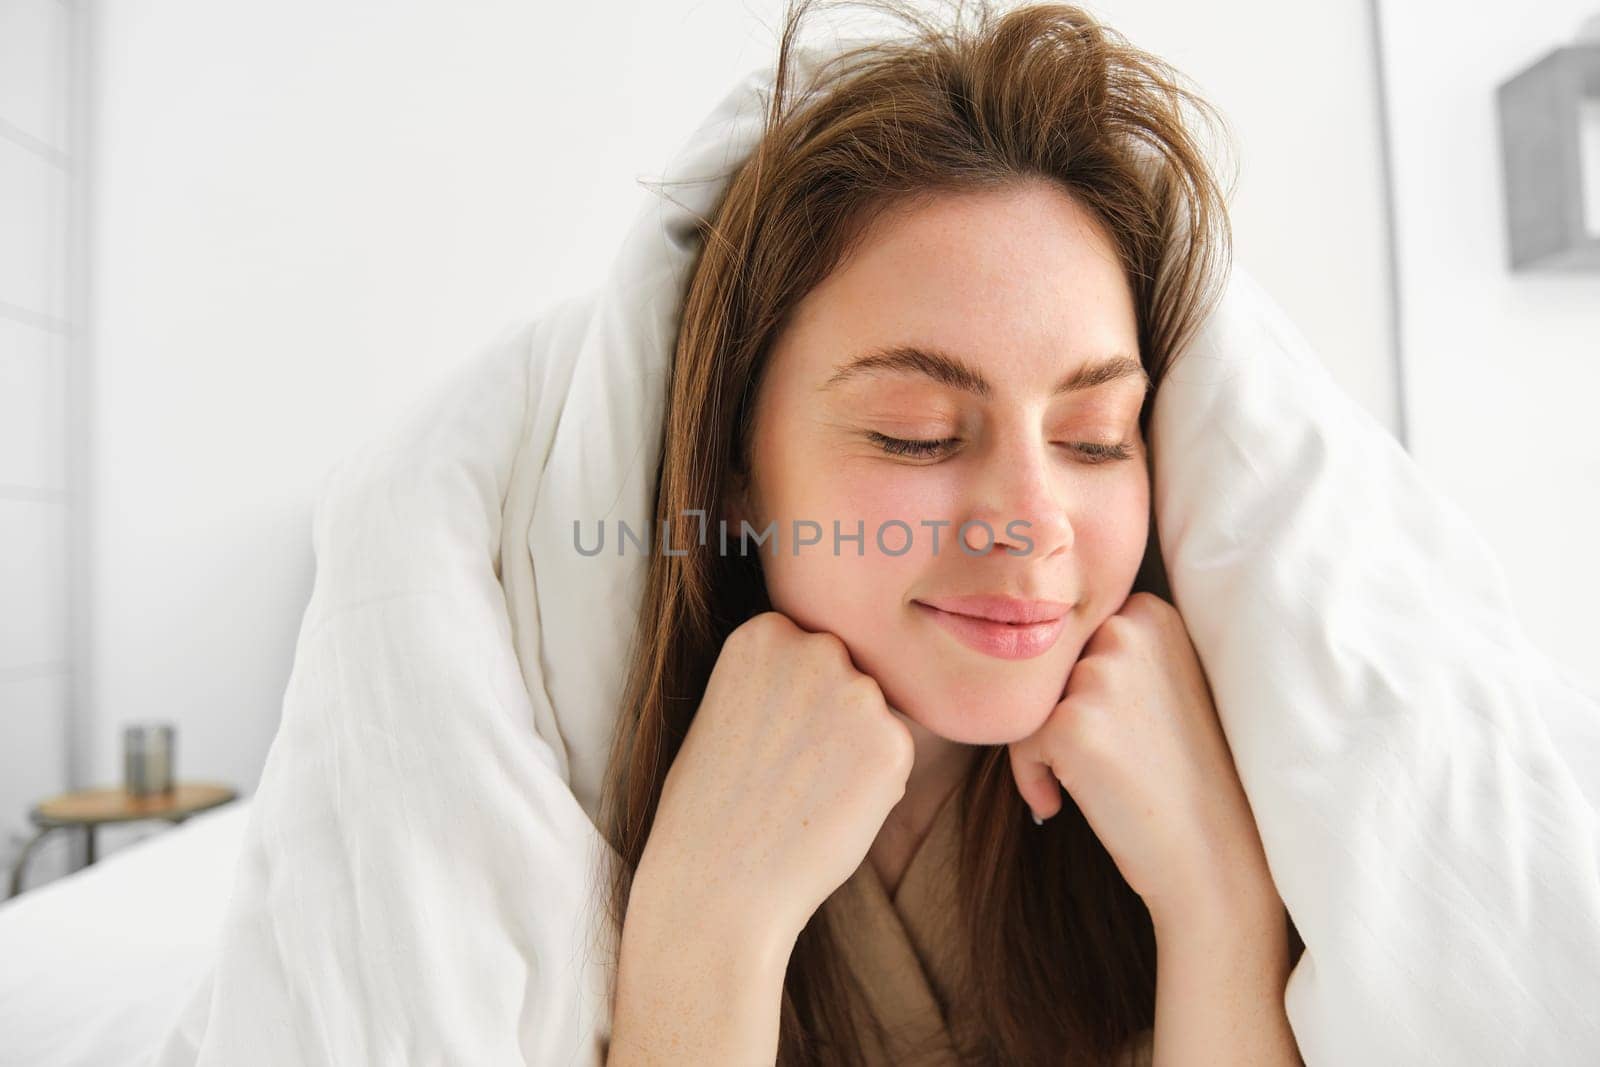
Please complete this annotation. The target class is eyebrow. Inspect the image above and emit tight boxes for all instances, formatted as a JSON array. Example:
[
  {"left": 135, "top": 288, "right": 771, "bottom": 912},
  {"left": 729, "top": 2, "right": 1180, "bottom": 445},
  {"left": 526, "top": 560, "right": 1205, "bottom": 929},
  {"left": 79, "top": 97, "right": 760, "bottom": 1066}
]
[{"left": 820, "top": 343, "right": 1151, "bottom": 400}]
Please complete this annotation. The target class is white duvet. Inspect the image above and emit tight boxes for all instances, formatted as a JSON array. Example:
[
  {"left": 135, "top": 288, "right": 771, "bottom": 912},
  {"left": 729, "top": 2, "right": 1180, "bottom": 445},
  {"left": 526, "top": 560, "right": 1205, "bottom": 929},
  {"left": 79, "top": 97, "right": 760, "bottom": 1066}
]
[{"left": 148, "top": 44, "right": 1600, "bottom": 1067}]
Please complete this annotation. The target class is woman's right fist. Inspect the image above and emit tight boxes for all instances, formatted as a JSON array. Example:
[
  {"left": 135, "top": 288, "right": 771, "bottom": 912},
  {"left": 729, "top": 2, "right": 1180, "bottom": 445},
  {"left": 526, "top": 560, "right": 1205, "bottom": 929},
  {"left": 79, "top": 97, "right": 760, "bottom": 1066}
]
[{"left": 633, "top": 610, "right": 916, "bottom": 948}]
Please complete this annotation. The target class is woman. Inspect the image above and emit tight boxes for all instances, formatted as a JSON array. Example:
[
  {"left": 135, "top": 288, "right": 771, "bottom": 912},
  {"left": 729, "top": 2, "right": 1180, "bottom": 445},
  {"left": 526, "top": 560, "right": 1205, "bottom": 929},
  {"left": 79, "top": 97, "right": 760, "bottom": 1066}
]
[{"left": 600, "top": 1, "right": 1303, "bottom": 1063}]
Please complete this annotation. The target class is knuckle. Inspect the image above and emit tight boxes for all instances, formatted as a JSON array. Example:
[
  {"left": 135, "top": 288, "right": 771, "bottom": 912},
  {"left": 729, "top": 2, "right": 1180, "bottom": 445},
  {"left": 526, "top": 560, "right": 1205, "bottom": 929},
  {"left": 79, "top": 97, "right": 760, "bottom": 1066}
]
[
  {"left": 1070, "top": 654, "right": 1107, "bottom": 684},
  {"left": 1127, "top": 591, "right": 1175, "bottom": 625},
  {"left": 1096, "top": 608, "right": 1148, "bottom": 649},
  {"left": 753, "top": 609, "right": 794, "bottom": 635},
  {"left": 881, "top": 719, "right": 915, "bottom": 775},
  {"left": 833, "top": 678, "right": 881, "bottom": 736},
  {"left": 1060, "top": 697, "right": 1108, "bottom": 743},
  {"left": 731, "top": 610, "right": 788, "bottom": 648},
  {"left": 1103, "top": 609, "right": 1138, "bottom": 636},
  {"left": 842, "top": 672, "right": 883, "bottom": 705},
  {"left": 806, "top": 629, "right": 853, "bottom": 669}
]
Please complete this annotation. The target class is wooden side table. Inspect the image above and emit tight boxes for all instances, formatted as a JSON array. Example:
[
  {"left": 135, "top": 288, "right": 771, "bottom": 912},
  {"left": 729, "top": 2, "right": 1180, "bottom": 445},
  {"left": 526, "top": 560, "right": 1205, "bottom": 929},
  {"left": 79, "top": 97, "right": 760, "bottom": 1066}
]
[{"left": 6, "top": 781, "right": 239, "bottom": 899}]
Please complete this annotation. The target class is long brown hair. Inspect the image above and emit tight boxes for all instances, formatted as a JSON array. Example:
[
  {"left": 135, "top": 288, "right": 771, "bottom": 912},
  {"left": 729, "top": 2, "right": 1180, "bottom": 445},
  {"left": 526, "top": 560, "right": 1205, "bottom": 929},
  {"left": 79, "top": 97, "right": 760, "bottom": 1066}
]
[{"left": 598, "top": 2, "right": 1239, "bottom": 1062}]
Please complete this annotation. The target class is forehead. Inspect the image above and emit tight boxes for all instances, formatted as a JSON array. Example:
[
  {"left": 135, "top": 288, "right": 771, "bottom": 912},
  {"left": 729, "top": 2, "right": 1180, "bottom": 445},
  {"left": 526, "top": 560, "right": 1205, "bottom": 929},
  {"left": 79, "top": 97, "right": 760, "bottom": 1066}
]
[{"left": 769, "top": 181, "right": 1141, "bottom": 396}]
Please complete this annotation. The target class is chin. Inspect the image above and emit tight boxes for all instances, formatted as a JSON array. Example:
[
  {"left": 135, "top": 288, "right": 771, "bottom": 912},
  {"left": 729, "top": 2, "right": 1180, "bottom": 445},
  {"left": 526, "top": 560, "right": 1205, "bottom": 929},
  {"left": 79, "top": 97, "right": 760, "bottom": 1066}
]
[{"left": 878, "top": 670, "right": 1066, "bottom": 746}]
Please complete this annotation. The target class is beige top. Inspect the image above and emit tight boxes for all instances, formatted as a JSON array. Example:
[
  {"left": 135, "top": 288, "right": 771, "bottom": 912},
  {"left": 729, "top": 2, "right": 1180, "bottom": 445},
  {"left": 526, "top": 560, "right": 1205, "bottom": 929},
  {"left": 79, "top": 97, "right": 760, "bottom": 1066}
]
[{"left": 820, "top": 786, "right": 1155, "bottom": 1066}]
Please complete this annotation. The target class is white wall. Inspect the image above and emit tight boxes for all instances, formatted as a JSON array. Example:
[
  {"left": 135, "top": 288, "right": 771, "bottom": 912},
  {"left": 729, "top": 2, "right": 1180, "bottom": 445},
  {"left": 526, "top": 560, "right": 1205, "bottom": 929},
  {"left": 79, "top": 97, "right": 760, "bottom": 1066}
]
[
  {"left": 1375, "top": 1, "right": 1600, "bottom": 696},
  {"left": 1086, "top": 0, "right": 1399, "bottom": 436},
  {"left": 79, "top": 0, "right": 1395, "bottom": 814},
  {"left": 0, "top": 0, "right": 84, "bottom": 889},
  {"left": 82, "top": 0, "right": 780, "bottom": 799}
]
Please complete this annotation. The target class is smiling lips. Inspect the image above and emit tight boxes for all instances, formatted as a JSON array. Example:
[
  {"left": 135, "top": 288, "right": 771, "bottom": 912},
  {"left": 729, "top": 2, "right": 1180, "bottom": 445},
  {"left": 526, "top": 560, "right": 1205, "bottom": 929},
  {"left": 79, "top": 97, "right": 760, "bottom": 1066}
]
[{"left": 911, "top": 594, "right": 1072, "bottom": 660}]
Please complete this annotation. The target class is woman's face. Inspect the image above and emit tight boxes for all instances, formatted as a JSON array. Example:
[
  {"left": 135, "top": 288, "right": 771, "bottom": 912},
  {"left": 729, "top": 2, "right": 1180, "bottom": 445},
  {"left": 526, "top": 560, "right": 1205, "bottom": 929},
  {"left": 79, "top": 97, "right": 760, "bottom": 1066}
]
[{"left": 730, "top": 179, "right": 1151, "bottom": 745}]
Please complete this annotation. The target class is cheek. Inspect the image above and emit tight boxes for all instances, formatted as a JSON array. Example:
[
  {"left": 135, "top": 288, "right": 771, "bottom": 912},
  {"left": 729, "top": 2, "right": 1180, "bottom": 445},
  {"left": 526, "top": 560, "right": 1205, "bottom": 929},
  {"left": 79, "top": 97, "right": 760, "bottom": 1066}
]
[
  {"left": 1072, "top": 470, "right": 1151, "bottom": 603},
  {"left": 829, "top": 464, "right": 960, "bottom": 534},
  {"left": 754, "top": 459, "right": 956, "bottom": 630}
]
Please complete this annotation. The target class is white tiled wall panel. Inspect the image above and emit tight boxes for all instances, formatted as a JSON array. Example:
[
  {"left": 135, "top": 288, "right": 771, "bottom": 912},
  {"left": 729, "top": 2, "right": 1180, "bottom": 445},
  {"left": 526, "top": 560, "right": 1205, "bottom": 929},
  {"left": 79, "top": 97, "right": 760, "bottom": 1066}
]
[
  {"left": 0, "top": 499, "right": 68, "bottom": 673},
  {"left": 0, "top": 0, "right": 70, "bottom": 152},
  {"left": 0, "top": 670, "right": 71, "bottom": 887},
  {"left": 0, "top": 0, "right": 76, "bottom": 893},
  {"left": 0, "top": 317, "right": 67, "bottom": 490},
  {"left": 0, "top": 135, "right": 68, "bottom": 320}
]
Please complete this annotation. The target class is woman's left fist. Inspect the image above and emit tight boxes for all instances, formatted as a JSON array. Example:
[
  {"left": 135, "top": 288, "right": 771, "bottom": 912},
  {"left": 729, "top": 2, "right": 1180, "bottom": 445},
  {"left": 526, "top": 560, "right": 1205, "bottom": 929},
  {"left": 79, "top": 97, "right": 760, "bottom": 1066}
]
[{"left": 1008, "top": 591, "right": 1277, "bottom": 926}]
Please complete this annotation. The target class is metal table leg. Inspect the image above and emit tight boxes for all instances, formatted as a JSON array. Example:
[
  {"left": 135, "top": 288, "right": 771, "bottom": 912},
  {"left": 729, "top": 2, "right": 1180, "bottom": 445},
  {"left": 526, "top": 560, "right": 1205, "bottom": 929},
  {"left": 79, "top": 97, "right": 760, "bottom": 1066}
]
[{"left": 6, "top": 827, "right": 58, "bottom": 899}]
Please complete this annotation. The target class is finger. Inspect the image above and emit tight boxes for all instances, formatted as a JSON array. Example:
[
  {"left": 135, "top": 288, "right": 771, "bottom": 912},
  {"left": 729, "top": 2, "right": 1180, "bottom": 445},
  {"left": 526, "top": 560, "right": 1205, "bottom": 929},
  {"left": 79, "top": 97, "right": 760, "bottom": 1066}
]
[{"left": 1008, "top": 741, "right": 1064, "bottom": 824}]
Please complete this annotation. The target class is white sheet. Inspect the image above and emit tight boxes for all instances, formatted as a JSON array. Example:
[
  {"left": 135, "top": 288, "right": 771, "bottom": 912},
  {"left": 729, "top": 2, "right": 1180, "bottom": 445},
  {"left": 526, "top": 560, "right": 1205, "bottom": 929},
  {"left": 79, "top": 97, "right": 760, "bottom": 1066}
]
[
  {"left": 0, "top": 802, "right": 250, "bottom": 1067},
  {"left": 135, "top": 36, "right": 1600, "bottom": 1067}
]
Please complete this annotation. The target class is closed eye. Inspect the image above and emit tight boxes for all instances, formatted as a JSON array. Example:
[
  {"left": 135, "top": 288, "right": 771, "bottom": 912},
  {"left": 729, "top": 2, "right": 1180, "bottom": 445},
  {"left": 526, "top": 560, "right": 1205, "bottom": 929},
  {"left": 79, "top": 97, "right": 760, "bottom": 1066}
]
[
  {"left": 867, "top": 432, "right": 959, "bottom": 458},
  {"left": 866, "top": 432, "right": 1135, "bottom": 464}
]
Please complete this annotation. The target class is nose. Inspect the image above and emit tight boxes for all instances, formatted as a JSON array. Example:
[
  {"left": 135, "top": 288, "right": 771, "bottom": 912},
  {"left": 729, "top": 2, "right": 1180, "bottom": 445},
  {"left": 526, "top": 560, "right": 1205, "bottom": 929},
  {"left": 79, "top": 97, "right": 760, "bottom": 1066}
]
[{"left": 958, "top": 430, "right": 1073, "bottom": 559}]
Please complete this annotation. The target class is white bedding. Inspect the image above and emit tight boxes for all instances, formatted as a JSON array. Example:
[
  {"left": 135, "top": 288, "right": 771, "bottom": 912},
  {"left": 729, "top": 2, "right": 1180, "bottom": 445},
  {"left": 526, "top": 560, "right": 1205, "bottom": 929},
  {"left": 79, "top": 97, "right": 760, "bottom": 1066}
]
[
  {"left": 2, "top": 32, "right": 1595, "bottom": 1067},
  {"left": 0, "top": 802, "right": 250, "bottom": 1067}
]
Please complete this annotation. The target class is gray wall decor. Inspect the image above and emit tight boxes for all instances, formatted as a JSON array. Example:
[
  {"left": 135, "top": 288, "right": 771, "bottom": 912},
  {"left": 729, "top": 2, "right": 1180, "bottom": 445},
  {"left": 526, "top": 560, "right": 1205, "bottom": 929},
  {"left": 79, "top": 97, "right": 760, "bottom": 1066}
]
[{"left": 1496, "top": 18, "right": 1600, "bottom": 270}]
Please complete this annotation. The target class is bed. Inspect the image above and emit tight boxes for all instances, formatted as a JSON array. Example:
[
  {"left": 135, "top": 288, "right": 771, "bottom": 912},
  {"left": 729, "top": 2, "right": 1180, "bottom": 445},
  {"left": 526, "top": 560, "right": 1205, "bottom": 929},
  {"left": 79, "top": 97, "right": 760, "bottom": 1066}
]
[{"left": 0, "top": 801, "right": 250, "bottom": 1067}]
